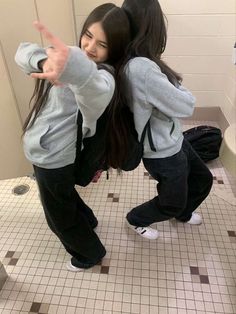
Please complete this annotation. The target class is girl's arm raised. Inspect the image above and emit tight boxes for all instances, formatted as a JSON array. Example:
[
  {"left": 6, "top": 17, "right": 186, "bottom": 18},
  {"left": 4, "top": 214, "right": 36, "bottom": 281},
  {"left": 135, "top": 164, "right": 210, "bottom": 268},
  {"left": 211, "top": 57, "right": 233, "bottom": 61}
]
[
  {"left": 15, "top": 42, "right": 47, "bottom": 74},
  {"left": 30, "top": 21, "right": 69, "bottom": 82},
  {"left": 30, "top": 21, "right": 115, "bottom": 126}
]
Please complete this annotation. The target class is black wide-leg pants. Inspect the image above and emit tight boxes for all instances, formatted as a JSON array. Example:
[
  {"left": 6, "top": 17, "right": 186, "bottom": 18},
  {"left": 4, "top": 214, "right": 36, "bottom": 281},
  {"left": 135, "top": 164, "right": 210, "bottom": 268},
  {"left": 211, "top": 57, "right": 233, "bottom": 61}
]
[
  {"left": 33, "top": 164, "right": 106, "bottom": 264},
  {"left": 127, "top": 140, "right": 213, "bottom": 226}
]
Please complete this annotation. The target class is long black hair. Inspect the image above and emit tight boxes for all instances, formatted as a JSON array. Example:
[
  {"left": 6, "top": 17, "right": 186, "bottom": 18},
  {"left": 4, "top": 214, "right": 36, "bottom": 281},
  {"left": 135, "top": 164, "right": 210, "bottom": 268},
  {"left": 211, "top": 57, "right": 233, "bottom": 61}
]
[
  {"left": 22, "top": 3, "right": 131, "bottom": 169},
  {"left": 22, "top": 73, "right": 52, "bottom": 134},
  {"left": 121, "top": 0, "right": 182, "bottom": 85},
  {"left": 78, "top": 3, "right": 132, "bottom": 169},
  {"left": 79, "top": 3, "right": 130, "bottom": 67}
]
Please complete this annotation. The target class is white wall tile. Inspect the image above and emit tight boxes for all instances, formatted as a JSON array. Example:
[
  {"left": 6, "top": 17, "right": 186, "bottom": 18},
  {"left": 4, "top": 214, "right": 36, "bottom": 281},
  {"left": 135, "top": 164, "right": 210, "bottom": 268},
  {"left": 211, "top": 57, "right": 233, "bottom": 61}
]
[
  {"left": 0, "top": 0, "right": 41, "bottom": 122},
  {"left": 74, "top": 0, "right": 116, "bottom": 15},
  {"left": 227, "top": 66, "right": 236, "bottom": 80},
  {"left": 0, "top": 43, "right": 31, "bottom": 179},
  {"left": 164, "top": 56, "right": 231, "bottom": 74},
  {"left": 224, "top": 77, "right": 236, "bottom": 106},
  {"left": 35, "top": 0, "right": 76, "bottom": 45},
  {"left": 75, "top": 15, "right": 87, "bottom": 40},
  {"left": 160, "top": 0, "right": 236, "bottom": 14},
  {"left": 1, "top": 0, "right": 234, "bottom": 131},
  {"left": 194, "top": 91, "right": 226, "bottom": 107},
  {"left": 165, "top": 37, "right": 234, "bottom": 56},
  {"left": 221, "top": 96, "right": 236, "bottom": 124},
  {"left": 183, "top": 74, "right": 226, "bottom": 91},
  {"left": 0, "top": 0, "right": 76, "bottom": 122},
  {"left": 167, "top": 15, "right": 236, "bottom": 37},
  {"left": 73, "top": 0, "right": 235, "bottom": 117}
]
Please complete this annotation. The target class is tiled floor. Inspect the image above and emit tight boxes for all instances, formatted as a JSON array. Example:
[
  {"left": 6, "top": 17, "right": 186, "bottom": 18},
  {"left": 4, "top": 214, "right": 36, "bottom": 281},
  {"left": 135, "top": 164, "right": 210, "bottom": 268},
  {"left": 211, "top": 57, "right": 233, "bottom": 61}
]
[{"left": 0, "top": 121, "right": 235, "bottom": 314}]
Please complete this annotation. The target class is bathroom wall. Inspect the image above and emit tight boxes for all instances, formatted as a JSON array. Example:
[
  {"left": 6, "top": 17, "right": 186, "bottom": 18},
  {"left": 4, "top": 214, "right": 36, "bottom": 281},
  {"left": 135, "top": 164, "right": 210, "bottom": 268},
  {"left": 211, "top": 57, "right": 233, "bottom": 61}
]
[
  {"left": 0, "top": 0, "right": 76, "bottom": 179},
  {"left": 74, "top": 0, "right": 236, "bottom": 123},
  {"left": 0, "top": 43, "right": 31, "bottom": 179},
  {"left": 160, "top": 0, "right": 236, "bottom": 124},
  {"left": 0, "top": 0, "right": 235, "bottom": 179},
  {"left": 0, "top": 0, "right": 76, "bottom": 123}
]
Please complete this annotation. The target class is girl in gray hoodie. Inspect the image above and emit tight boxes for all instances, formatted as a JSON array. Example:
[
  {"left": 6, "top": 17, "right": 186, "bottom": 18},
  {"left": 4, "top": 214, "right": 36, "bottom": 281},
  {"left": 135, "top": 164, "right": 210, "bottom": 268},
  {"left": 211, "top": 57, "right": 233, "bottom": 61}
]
[
  {"left": 15, "top": 3, "right": 130, "bottom": 271},
  {"left": 121, "top": 0, "right": 213, "bottom": 239}
]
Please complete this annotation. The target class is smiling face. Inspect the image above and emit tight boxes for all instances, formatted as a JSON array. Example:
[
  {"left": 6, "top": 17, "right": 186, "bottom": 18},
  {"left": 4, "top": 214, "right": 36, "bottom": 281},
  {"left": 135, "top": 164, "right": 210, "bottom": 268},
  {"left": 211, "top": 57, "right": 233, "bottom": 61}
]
[{"left": 81, "top": 22, "right": 108, "bottom": 63}]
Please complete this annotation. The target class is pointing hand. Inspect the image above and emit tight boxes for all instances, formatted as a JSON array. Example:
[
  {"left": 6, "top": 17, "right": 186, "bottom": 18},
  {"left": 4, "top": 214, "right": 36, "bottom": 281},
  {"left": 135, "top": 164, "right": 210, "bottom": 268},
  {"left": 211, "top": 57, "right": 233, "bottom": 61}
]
[{"left": 30, "top": 21, "right": 69, "bottom": 84}]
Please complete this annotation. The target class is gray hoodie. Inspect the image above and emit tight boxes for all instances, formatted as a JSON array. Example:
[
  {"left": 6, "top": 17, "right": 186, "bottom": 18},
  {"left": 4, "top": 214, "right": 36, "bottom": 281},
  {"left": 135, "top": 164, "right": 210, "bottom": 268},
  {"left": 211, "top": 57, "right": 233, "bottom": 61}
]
[
  {"left": 125, "top": 57, "right": 195, "bottom": 158},
  {"left": 15, "top": 43, "right": 115, "bottom": 169}
]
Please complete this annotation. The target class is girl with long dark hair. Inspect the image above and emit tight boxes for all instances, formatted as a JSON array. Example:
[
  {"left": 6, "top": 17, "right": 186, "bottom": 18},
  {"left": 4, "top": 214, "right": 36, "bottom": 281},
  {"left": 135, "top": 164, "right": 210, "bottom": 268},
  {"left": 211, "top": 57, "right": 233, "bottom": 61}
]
[
  {"left": 121, "top": 0, "right": 213, "bottom": 239},
  {"left": 15, "top": 3, "right": 130, "bottom": 271}
]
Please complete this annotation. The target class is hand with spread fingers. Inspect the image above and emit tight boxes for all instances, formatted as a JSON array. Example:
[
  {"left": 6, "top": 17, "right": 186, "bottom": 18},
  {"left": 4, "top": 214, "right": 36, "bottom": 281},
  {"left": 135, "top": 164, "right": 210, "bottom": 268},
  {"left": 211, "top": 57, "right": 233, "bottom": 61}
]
[{"left": 30, "top": 21, "right": 69, "bottom": 84}]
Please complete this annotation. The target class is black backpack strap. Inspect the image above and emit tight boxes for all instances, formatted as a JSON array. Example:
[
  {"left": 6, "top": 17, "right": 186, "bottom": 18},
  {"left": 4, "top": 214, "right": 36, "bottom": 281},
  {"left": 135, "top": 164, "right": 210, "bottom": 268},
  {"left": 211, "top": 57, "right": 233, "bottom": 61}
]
[
  {"left": 140, "top": 119, "right": 156, "bottom": 152},
  {"left": 147, "top": 120, "right": 156, "bottom": 152},
  {"left": 76, "top": 110, "right": 83, "bottom": 157},
  {"left": 140, "top": 121, "right": 148, "bottom": 144}
]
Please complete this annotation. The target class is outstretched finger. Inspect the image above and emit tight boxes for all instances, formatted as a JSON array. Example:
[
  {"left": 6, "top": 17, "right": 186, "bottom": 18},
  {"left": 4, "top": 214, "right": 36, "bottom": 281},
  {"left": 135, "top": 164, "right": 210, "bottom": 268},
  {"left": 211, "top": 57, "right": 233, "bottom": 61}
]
[
  {"left": 30, "top": 71, "right": 57, "bottom": 81},
  {"left": 33, "top": 21, "right": 66, "bottom": 51}
]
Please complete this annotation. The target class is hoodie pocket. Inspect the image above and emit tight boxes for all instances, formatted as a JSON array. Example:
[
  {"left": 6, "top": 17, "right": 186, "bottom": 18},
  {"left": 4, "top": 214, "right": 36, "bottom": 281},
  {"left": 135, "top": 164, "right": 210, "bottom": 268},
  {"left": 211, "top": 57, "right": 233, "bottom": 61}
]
[
  {"left": 170, "top": 120, "right": 181, "bottom": 142},
  {"left": 25, "top": 124, "right": 50, "bottom": 156}
]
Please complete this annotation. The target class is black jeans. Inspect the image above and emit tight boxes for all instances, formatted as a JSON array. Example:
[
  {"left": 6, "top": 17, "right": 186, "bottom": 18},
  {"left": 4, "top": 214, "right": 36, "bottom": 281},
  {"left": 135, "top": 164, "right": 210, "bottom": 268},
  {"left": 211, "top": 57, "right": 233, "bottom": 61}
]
[
  {"left": 33, "top": 164, "right": 106, "bottom": 265},
  {"left": 127, "top": 140, "right": 213, "bottom": 226}
]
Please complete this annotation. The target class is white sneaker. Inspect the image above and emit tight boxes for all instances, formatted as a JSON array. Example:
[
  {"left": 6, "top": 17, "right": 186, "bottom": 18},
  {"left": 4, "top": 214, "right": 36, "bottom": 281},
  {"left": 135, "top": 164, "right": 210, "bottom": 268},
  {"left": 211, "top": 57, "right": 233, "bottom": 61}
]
[
  {"left": 66, "top": 261, "right": 84, "bottom": 272},
  {"left": 126, "top": 219, "right": 159, "bottom": 240},
  {"left": 187, "top": 213, "right": 202, "bottom": 225}
]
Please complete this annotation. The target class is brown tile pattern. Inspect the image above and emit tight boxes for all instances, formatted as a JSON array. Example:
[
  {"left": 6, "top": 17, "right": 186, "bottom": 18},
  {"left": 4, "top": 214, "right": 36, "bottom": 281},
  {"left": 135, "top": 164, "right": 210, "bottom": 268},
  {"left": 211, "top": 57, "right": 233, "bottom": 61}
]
[
  {"left": 8, "top": 258, "right": 18, "bottom": 266},
  {"left": 228, "top": 231, "right": 236, "bottom": 243},
  {"left": 200, "top": 275, "right": 210, "bottom": 284},
  {"left": 91, "top": 259, "right": 110, "bottom": 274},
  {"left": 190, "top": 266, "right": 210, "bottom": 284},
  {"left": 5, "top": 251, "right": 14, "bottom": 258},
  {"left": 3, "top": 251, "right": 21, "bottom": 266},
  {"left": 107, "top": 193, "right": 119, "bottom": 202},
  {"left": 101, "top": 266, "right": 109, "bottom": 274},
  {"left": 30, "top": 302, "right": 49, "bottom": 313},
  {"left": 228, "top": 231, "right": 236, "bottom": 237},
  {"left": 213, "top": 176, "right": 224, "bottom": 184},
  {"left": 30, "top": 302, "right": 41, "bottom": 313},
  {"left": 190, "top": 266, "right": 199, "bottom": 275}
]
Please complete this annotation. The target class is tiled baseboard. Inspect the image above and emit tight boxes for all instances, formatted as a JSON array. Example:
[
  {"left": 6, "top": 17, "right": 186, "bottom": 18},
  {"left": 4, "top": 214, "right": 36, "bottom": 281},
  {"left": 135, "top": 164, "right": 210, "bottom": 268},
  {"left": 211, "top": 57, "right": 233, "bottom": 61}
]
[
  {"left": 183, "top": 106, "right": 229, "bottom": 132},
  {"left": 0, "top": 261, "right": 7, "bottom": 290}
]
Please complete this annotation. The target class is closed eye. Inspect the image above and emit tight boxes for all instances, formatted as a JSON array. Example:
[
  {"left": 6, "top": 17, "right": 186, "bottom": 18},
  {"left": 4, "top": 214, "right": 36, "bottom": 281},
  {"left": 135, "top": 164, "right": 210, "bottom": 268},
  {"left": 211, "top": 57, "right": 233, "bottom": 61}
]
[
  {"left": 84, "top": 29, "right": 108, "bottom": 49},
  {"left": 85, "top": 30, "right": 92, "bottom": 38},
  {"left": 99, "top": 42, "right": 108, "bottom": 49}
]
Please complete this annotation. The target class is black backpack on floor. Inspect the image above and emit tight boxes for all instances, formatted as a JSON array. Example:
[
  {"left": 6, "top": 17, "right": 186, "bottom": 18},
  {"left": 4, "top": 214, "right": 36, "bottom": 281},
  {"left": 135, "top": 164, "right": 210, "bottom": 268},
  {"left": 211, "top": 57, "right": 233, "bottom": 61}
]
[{"left": 183, "top": 125, "right": 223, "bottom": 162}]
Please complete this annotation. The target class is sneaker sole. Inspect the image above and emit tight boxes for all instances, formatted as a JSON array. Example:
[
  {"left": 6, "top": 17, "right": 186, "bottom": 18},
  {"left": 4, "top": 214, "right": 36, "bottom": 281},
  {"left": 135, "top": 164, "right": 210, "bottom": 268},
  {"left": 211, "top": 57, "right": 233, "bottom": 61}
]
[
  {"left": 126, "top": 220, "right": 159, "bottom": 240},
  {"left": 187, "top": 220, "right": 202, "bottom": 225},
  {"left": 66, "top": 261, "right": 84, "bottom": 272}
]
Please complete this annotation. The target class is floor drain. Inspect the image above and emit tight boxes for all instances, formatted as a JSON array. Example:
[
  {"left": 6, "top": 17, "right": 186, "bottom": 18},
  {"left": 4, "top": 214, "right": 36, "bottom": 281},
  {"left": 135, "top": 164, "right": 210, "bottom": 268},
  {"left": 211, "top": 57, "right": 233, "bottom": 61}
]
[{"left": 12, "top": 184, "right": 30, "bottom": 195}]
